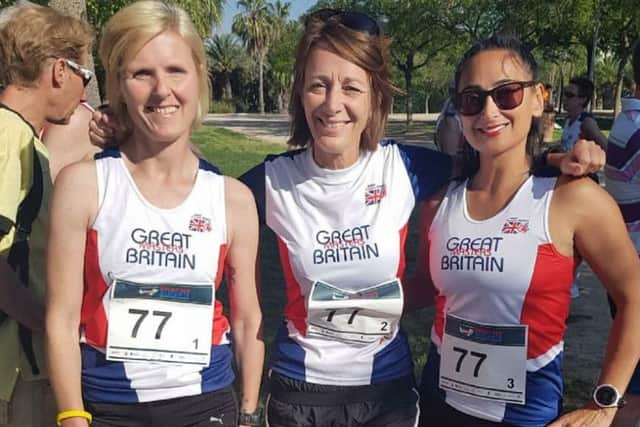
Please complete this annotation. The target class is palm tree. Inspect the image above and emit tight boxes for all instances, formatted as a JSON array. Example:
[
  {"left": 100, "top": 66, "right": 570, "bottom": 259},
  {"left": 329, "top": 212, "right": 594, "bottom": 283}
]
[
  {"left": 205, "top": 34, "right": 245, "bottom": 101},
  {"left": 232, "top": 0, "right": 276, "bottom": 114}
]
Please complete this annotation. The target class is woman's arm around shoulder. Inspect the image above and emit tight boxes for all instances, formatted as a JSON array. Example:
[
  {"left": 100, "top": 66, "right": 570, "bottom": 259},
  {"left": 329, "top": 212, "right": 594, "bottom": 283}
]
[
  {"left": 223, "top": 177, "right": 264, "bottom": 419},
  {"left": 404, "top": 186, "right": 448, "bottom": 313},
  {"left": 549, "top": 176, "right": 640, "bottom": 427},
  {"left": 46, "top": 161, "right": 98, "bottom": 427}
]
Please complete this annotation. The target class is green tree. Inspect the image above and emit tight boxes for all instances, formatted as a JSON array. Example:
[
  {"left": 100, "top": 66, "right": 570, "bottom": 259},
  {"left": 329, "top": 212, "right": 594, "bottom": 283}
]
[
  {"left": 233, "top": 0, "right": 277, "bottom": 114},
  {"left": 86, "top": 0, "right": 224, "bottom": 39},
  {"left": 268, "top": 20, "right": 300, "bottom": 112},
  {"left": 206, "top": 34, "right": 246, "bottom": 101}
]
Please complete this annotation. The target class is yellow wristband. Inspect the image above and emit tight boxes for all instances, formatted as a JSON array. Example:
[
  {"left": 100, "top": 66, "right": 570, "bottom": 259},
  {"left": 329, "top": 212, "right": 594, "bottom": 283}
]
[{"left": 56, "top": 409, "right": 92, "bottom": 426}]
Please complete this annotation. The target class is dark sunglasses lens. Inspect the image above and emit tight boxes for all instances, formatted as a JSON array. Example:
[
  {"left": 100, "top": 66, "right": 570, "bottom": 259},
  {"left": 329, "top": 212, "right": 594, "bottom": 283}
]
[
  {"left": 339, "top": 12, "right": 380, "bottom": 35},
  {"left": 458, "top": 92, "right": 484, "bottom": 115},
  {"left": 308, "top": 9, "right": 379, "bottom": 35},
  {"left": 564, "top": 92, "right": 576, "bottom": 98},
  {"left": 493, "top": 84, "right": 524, "bottom": 110}
]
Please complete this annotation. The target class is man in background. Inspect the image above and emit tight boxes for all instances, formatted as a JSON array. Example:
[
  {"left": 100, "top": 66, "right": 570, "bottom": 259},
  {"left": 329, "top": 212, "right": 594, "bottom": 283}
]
[{"left": 0, "top": 4, "right": 93, "bottom": 425}]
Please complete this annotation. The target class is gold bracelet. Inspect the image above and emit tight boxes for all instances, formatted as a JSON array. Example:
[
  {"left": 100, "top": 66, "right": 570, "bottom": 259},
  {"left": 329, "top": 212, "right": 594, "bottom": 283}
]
[{"left": 56, "top": 409, "right": 92, "bottom": 426}]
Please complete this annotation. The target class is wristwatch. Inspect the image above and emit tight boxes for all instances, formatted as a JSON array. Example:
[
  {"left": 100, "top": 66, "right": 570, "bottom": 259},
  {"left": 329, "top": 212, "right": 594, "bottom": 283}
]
[
  {"left": 238, "top": 409, "right": 262, "bottom": 426},
  {"left": 592, "top": 384, "right": 626, "bottom": 408}
]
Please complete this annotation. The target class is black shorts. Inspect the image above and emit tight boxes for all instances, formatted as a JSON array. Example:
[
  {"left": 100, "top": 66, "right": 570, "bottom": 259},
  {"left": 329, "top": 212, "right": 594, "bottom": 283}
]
[
  {"left": 419, "top": 398, "right": 515, "bottom": 427},
  {"left": 84, "top": 385, "right": 237, "bottom": 427},
  {"left": 265, "top": 372, "right": 419, "bottom": 427}
]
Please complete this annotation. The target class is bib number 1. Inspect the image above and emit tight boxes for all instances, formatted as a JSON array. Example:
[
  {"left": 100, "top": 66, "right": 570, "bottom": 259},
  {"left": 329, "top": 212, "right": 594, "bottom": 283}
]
[{"left": 106, "top": 279, "right": 214, "bottom": 366}]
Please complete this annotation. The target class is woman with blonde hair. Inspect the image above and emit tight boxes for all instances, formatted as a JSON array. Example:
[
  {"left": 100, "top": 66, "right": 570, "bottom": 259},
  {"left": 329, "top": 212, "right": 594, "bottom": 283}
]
[{"left": 46, "top": 2, "right": 263, "bottom": 426}]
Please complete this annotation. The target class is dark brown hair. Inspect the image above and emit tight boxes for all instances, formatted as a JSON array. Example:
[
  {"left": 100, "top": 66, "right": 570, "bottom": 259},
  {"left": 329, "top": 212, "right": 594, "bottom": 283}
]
[
  {"left": 454, "top": 34, "right": 542, "bottom": 179},
  {"left": 288, "top": 12, "right": 396, "bottom": 151}
]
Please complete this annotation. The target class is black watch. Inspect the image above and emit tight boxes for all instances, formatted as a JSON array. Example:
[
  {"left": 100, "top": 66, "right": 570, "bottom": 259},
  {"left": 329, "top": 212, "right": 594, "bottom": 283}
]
[
  {"left": 593, "top": 384, "right": 626, "bottom": 408},
  {"left": 238, "top": 409, "right": 262, "bottom": 426}
]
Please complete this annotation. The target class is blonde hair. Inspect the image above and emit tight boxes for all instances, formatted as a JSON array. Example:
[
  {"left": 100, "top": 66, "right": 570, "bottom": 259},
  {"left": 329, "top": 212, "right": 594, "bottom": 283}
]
[
  {"left": 0, "top": 4, "right": 93, "bottom": 87},
  {"left": 99, "top": 1, "right": 209, "bottom": 130},
  {"left": 288, "top": 14, "right": 396, "bottom": 151}
]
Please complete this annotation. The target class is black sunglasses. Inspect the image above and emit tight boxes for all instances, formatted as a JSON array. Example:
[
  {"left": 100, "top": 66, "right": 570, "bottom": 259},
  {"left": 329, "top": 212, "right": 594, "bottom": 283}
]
[
  {"left": 306, "top": 8, "right": 380, "bottom": 36},
  {"left": 455, "top": 81, "right": 537, "bottom": 116}
]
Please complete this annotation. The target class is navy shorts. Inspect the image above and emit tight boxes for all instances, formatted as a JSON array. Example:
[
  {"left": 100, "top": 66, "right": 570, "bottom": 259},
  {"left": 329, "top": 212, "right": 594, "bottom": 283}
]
[{"left": 84, "top": 385, "right": 237, "bottom": 427}]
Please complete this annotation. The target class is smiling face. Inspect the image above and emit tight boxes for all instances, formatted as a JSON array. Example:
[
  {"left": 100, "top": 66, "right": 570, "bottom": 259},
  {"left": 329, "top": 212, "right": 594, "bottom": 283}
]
[
  {"left": 121, "top": 31, "right": 200, "bottom": 145},
  {"left": 457, "top": 48, "right": 543, "bottom": 157},
  {"left": 302, "top": 45, "right": 372, "bottom": 169}
]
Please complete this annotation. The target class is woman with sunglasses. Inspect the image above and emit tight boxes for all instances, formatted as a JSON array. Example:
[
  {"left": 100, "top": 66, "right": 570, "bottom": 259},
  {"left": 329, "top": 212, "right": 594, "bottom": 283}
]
[
  {"left": 415, "top": 34, "right": 640, "bottom": 427},
  {"left": 46, "top": 2, "right": 263, "bottom": 426}
]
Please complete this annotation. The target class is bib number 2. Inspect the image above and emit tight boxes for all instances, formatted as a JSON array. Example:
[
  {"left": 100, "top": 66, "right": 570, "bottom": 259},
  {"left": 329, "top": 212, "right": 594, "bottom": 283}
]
[{"left": 306, "top": 279, "right": 403, "bottom": 345}]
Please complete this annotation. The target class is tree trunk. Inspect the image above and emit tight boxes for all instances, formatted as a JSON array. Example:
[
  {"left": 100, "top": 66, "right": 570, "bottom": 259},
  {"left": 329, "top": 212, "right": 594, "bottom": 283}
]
[
  {"left": 424, "top": 93, "right": 430, "bottom": 114},
  {"left": 587, "top": 16, "right": 600, "bottom": 112},
  {"left": 258, "top": 55, "right": 265, "bottom": 114},
  {"left": 403, "top": 53, "right": 414, "bottom": 128},
  {"left": 223, "top": 77, "right": 233, "bottom": 101},
  {"left": 613, "top": 57, "right": 627, "bottom": 117},
  {"left": 48, "top": 0, "right": 101, "bottom": 107}
]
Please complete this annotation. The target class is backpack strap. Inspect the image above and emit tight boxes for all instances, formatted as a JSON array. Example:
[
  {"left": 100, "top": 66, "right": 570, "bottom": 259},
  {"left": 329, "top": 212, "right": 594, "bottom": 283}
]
[{"left": 5, "top": 144, "right": 43, "bottom": 375}]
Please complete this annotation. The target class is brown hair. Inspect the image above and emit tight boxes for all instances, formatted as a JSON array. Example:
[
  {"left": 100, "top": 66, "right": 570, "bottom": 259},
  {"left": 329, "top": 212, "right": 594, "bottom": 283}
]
[
  {"left": 288, "top": 13, "right": 396, "bottom": 151},
  {"left": 100, "top": 1, "right": 210, "bottom": 131},
  {"left": 0, "top": 5, "right": 93, "bottom": 87}
]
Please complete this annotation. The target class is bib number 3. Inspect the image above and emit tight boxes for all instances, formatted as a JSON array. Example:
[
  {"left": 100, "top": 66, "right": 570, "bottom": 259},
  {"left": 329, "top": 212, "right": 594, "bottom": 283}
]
[{"left": 439, "top": 314, "right": 528, "bottom": 405}]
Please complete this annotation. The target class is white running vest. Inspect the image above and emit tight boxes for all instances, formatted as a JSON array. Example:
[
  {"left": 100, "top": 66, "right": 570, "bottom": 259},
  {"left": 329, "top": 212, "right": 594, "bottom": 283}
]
[
  {"left": 424, "top": 176, "right": 577, "bottom": 425},
  {"left": 80, "top": 150, "right": 232, "bottom": 403}
]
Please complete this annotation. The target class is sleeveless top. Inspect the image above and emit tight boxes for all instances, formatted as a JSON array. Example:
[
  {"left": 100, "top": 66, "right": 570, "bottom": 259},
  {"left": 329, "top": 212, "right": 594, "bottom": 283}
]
[
  {"left": 241, "top": 140, "right": 451, "bottom": 385},
  {"left": 421, "top": 176, "right": 578, "bottom": 426},
  {"left": 80, "top": 149, "right": 233, "bottom": 403}
]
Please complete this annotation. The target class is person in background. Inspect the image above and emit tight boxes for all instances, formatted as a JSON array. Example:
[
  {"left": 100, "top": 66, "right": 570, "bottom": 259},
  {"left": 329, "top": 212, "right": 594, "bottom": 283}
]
[
  {"left": 561, "top": 76, "right": 608, "bottom": 150},
  {"left": 46, "top": 2, "right": 263, "bottom": 426},
  {"left": 415, "top": 34, "right": 640, "bottom": 427},
  {"left": 0, "top": 3, "right": 93, "bottom": 426},
  {"left": 605, "top": 38, "right": 640, "bottom": 427},
  {"left": 435, "top": 96, "right": 465, "bottom": 155},
  {"left": 560, "top": 76, "right": 609, "bottom": 298}
]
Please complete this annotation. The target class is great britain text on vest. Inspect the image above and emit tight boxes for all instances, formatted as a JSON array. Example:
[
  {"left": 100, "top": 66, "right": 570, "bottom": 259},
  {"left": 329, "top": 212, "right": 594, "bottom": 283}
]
[{"left": 125, "top": 227, "right": 196, "bottom": 269}]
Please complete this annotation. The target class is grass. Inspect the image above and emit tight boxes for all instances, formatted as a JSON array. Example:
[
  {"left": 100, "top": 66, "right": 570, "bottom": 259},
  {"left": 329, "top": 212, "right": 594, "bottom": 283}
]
[{"left": 192, "top": 122, "right": 611, "bottom": 413}]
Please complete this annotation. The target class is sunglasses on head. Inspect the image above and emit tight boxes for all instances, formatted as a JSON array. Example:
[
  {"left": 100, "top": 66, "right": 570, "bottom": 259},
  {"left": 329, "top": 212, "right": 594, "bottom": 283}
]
[
  {"left": 63, "top": 58, "right": 93, "bottom": 87},
  {"left": 307, "top": 8, "right": 380, "bottom": 36},
  {"left": 455, "top": 80, "right": 537, "bottom": 116}
]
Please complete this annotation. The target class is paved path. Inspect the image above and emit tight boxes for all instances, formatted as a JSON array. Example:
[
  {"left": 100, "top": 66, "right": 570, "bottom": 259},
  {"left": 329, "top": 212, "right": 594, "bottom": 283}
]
[{"left": 204, "top": 113, "right": 440, "bottom": 146}]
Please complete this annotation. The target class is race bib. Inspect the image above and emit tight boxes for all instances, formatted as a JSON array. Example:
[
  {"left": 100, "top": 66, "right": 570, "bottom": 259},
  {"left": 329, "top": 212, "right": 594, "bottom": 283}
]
[
  {"left": 439, "top": 314, "right": 527, "bottom": 405},
  {"left": 106, "top": 279, "right": 214, "bottom": 366},
  {"left": 306, "top": 279, "right": 403, "bottom": 345}
]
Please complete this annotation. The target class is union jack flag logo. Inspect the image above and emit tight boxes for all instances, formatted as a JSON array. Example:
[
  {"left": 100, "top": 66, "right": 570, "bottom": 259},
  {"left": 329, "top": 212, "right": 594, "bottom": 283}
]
[
  {"left": 365, "top": 184, "right": 386, "bottom": 206},
  {"left": 501, "top": 217, "right": 529, "bottom": 234},
  {"left": 189, "top": 214, "right": 211, "bottom": 232}
]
